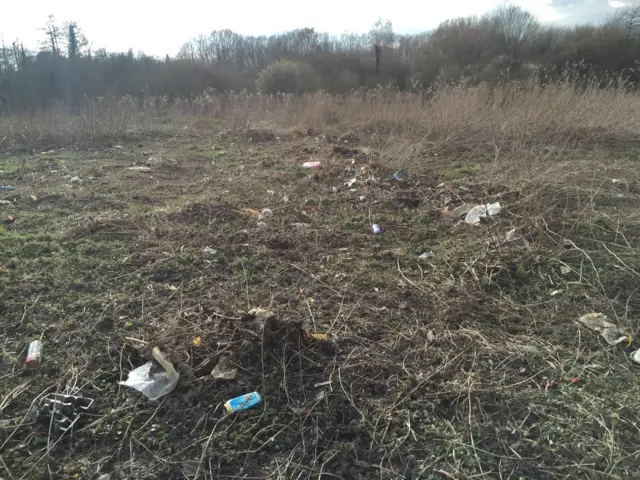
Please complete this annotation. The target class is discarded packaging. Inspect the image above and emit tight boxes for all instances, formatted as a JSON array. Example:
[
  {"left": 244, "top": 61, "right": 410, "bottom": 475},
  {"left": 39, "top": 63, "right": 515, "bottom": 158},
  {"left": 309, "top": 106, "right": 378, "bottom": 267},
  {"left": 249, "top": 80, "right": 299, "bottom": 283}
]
[
  {"left": 211, "top": 356, "right": 237, "bottom": 380},
  {"left": 302, "top": 161, "right": 321, "bottom": 169},
  {"left": 70, "top": 176, "right": 81, "bottom": 184},
  {"left": 224, "top": 392, "right": 262, "bottom": 413},
  {"left": 496, "top": 228, "right": 529, "bottom": 248},
  {"left": 392, "top": 170, "right": 406, "bottom": 181},
  {"left": 310, "top": 333, "right": 329, "bottom": 341},
  {"left": 25, "top": 340, "right": 43, "bottom": 369},
  {"left": 243, "top": 208, "right": 261, "bottom": 216},
  {"left": 119, "top": 347, "right": 179, "bottom": 400},
  {"left": 128, "top": 166, "right": 154, "bottom": 172},
  {"left": 346, "top": 178, "right": 357, "bottom": 188},
  {"left": 258, "top": 208, "right": 273, "bottom": 220},
  {"left": 631, "top": 350, "right": 640, "bottom": 364},
  {"left": 243, "top": 307, "right": 274, "bottom": 328},
  {"left": 418, "top": 251, "right": 435, "bottom": 259},
  {"left": 577, "top": 313, "right": 630, "bottom": 346},
  {"left": 444, "top": 203, "right": 472, "bottom": 218},
  {"left": 0, "top": 199, "right": 12, "bottom": 205},
  {"left": 201, "top": 247, "right": 217, "bottom": 255},
  {"left": 37, "top": 393, "right": 93, "bottom": 434},
  {"left": 464, "top": 202, "right": 502, "bottom": 225},
  {"left": 372, "top": 224, "right": 382, "bottom": 234}
]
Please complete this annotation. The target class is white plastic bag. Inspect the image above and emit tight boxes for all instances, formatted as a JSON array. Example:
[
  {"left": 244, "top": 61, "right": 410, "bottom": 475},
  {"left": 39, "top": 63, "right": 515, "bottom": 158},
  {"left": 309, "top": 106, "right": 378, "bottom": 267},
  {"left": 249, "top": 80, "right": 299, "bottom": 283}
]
[
  {"left": 465, "top": 202, "right": 502, "bottom": 225},
  {"left": 119, "top": 347, "right": 179, "bottom": 400}
]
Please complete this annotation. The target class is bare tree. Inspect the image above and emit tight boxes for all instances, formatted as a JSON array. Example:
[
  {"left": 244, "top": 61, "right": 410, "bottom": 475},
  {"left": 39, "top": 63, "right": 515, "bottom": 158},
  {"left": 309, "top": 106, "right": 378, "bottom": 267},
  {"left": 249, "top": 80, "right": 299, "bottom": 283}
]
[
  {"left": 493, "top": 4, "right": 539, "bottom": 64},
  {"left": 606, "top": 5, "right": 640, "bottom": 66},
  {"left": 368, "top": 18, "right": 395, "bottom": 48},
  {"left": 40, "top": 15, "right": 61, "bottom": 55}
]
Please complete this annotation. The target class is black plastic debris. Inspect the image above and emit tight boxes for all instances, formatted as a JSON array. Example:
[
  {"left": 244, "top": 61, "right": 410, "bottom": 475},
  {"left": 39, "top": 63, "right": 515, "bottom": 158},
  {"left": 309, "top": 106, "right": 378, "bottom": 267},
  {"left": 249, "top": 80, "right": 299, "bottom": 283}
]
[{"left": 37, "top": 393, "right": 93, "bottom": 434}]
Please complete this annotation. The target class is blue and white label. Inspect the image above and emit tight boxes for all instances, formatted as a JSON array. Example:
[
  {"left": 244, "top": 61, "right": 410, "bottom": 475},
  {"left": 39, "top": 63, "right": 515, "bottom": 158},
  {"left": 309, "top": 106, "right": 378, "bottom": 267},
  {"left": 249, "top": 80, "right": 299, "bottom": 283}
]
[{"left": 224, "top": 392, "right": 262, "bottom": 413}]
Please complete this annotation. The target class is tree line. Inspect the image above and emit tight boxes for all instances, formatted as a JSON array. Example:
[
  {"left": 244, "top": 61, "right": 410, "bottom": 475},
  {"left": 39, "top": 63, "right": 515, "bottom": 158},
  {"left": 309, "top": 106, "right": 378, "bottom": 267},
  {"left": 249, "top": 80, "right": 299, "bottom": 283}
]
[{"left": 1, "top": 5, "right": 640, "bottom": 113}]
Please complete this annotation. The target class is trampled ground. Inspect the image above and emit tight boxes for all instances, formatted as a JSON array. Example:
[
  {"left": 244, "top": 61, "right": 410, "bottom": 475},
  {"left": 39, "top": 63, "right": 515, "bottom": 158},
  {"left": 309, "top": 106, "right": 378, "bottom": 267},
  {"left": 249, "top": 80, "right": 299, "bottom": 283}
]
[{"left": 2, "top": 115, "right": 640, "bottom": 479}]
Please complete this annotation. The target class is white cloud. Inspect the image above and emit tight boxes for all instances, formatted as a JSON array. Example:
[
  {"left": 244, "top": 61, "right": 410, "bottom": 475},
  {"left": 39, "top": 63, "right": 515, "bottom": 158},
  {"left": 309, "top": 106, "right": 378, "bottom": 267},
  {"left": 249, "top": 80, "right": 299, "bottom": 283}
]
[
  {"left": 609, "top": 0, "right": 630, "bottom": 6},
  {"left": 0, "top": 0, "right": 616, "bottom": 57}
]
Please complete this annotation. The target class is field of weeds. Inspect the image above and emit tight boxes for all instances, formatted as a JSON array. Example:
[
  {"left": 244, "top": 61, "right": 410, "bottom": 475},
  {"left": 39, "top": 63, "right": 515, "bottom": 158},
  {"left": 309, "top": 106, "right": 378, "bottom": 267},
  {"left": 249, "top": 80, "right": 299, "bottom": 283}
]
[{"left": 2, "top": 82, "right": 640, "bottom": 479}]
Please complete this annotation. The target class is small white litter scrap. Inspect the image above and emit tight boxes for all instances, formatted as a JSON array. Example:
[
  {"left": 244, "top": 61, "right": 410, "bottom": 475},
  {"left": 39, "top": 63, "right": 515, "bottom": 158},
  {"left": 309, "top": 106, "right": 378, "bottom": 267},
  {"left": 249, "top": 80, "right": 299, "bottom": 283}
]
[
  {"left": 465, "top": 202, "right": 502, "bottom": 225},
  {"left": 577, "top": 313, "right": 630, "bottom": 346},
  {"left": 119, "top": 347, "right": 179, "bottom": 400}
]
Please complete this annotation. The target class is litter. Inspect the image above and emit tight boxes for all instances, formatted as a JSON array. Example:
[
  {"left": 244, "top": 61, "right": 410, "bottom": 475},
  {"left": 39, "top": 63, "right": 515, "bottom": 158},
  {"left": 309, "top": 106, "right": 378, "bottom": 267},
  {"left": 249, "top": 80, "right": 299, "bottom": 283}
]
[
  {"left": 550, "top": 289, "right": 563, "bottom": 297},
  {"left": 314, "top": 380, "right": 332, "bottom": 388},
  {"left": 0, "top": 186, "right": 16, "bottom": 191},
  {"left": 25, "top": 340, "right": 43, "bottom": 369},
  {"left": 464, "top": 202, "right": 502, "bottom": 225},
  {"left": 496, "top": 228, "right": 530, "bottom": 248},
  {"left": 372, "top": 224, "right": 382, "bottom": 234},
  {"left": 418, "top": 251, "right": 435, "bottom": 259},
  {"left": 224, "top": 392, "right": 261, "bottom": 413},
  {"left": 631, "top": 350, "right": 640, "bottom": 364},
  {"left": 113, "top": 145, "right": 123, "bottom": 149},
  {"left": 243, "top": 208, "right": 261, "bottom": 216},
  {"left": 346, "top": 178, "right": 357, "bottom": 188},
  {"left": 119, "top": 346, "right": 179, "bottom": 400},
  {"left": 0, "top": 199, "right": 11, "bottom": 205},
  {"left": 70, "top": 176, "right": 81, "bottom": 184},
  {"left": 444, "top": 203, "right": 472, "bottom": 218},
  {"left": 291, "top": 223, "right": 311, "bottom": 228},
  {"left": 243, "top": 307, "right": 275, "bottom": 328},
  {"left": 36, "top": 393, "right": 93, "bottom": 434},
  {"left": 258, "top": 208, "right": 273, "bottom": 220},
  {"left": 577, "top": 313, "right": 630, "bottom": 346},
  {"left": 310, "top": 333, "right": 329, "bottom": 341},
  {"left": 201, "top": 247, "right": 217, "bottom": 255},
  {"left": 128, "top": 166, "right": 153, "bottom": 172},
  {"left": 560, "top": 265, "right": 572, "bottom": 275},
  {"left": 146, "top": 157, "right": 163, "bottom": 168},
  {"left": 392, "top": 170, "right": 406, "bottom": 181},
  {"left": 302, "top": 161, "right": 321, "bottom": 169},
  {"left": 211, "top": 356, "right": 237, "bottom": 380}
]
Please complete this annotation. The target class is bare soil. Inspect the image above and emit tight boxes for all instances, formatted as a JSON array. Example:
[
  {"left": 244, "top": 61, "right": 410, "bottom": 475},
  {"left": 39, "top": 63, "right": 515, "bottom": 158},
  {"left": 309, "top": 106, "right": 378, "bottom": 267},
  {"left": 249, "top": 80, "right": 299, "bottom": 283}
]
[{"left": 2, "top": 120, "right": 640, "bottom": 479}]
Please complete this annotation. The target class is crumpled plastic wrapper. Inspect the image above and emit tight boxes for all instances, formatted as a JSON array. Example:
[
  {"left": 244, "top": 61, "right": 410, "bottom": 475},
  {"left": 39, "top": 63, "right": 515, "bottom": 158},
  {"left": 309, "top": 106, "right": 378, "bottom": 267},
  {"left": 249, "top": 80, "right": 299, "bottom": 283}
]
[
  {"left": 119, "top": 347, "right": 179, "bottom": 400},
  {"left": 465, "top": 202, "right": 502, "bottom": 225},
  {"left": 578, "top": 313, "right": 630, "bottom": 346}
]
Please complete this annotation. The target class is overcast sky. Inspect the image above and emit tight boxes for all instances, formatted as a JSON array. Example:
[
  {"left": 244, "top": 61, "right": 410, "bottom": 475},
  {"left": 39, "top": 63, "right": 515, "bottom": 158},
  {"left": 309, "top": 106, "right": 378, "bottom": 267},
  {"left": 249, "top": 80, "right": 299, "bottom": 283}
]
[{"left": 0, "top": 0, "right": 634, "bottom": 57}]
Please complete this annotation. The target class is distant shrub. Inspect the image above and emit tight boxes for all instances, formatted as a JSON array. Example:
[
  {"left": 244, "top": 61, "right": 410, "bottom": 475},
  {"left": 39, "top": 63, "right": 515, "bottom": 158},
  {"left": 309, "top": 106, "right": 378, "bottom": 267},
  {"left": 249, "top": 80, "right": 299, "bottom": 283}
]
[{"left": 256, "top": 60, "right": 317, "bottom": 95}]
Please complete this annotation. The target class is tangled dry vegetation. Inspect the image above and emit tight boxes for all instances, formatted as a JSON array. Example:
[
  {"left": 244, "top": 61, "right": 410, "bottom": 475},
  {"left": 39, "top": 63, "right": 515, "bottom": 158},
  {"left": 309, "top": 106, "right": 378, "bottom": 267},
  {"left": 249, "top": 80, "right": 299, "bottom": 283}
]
[{"left": 2, "top": 81, "right": 640, "bottom": 479}]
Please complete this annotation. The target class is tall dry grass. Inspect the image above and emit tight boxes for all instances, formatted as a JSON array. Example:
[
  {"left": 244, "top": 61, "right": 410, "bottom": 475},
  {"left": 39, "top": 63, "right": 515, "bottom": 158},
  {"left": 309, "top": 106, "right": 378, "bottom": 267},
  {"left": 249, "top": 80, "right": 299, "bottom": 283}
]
[{"left": 1, "top": 78, "right": 639, "bottom": 153}]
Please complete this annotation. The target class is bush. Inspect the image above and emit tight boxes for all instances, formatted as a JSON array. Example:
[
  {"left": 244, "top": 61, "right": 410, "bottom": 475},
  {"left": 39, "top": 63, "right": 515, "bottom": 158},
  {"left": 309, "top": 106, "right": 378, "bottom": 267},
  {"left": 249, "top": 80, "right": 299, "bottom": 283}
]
[{"left": 256, "top": 60, "right": 317, "bottom": 95}]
